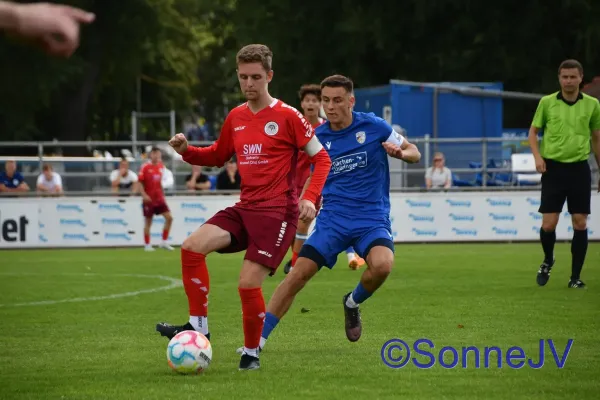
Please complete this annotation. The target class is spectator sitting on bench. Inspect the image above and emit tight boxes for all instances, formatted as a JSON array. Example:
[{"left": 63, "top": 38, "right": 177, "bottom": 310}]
[
  {"left": 425, "top": 152, "right": 452, "bottom": 189},
  {"left": 186, "top": 165, "right": 211, "bottom": 191},
  {"left": 217, "top": 159, "right": 241, "bottom": 190},
  {"left": 0, "top": 160, "right": 29, "bottom": 193},
  {"left": 36, "top": 164, "right": 63, "bottom": 196},
  {"left": 109, "top": 159, "right": 138, "bottom": 194}
]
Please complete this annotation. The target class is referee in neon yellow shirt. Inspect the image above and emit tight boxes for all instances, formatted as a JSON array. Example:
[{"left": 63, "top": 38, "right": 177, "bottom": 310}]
[{"left": 529, "top": 59, "right": 600, "bottom": 289}]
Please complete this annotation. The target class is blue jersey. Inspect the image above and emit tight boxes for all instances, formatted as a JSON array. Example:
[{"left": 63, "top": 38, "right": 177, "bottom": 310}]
[
  {"left": 304, "top": 112, "right": 402, "bottom": 268},
  {"left": 315, "top": 111, "right": 402, "bottom": 218},
  {"left": 0, "top": 171, "right": 25, "bottom": 189}
]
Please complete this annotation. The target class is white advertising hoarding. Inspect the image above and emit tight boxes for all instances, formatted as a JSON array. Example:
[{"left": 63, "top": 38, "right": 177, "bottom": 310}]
[
  {"left": 0, "top": 191, "right": 598, "bottom": 248},
  {"left": 392, "top": 192, "right": 598, "bottom": 242}
]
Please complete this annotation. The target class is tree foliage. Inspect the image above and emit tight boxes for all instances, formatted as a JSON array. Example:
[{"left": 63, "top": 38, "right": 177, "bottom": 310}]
[{"left": 0, "top": 0, "right": 599, "bottom": 143}]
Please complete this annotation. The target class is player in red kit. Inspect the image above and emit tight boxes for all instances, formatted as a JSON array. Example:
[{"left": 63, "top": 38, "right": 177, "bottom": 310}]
[
  {"left": 138, "top": 147, "right": 174, "bottom": 251},
  {"left": 282, "top": 84, "right": 366, "bottom": 275},
  {"left": 156, "top": 44, "right": 332, "bottom": 371}
]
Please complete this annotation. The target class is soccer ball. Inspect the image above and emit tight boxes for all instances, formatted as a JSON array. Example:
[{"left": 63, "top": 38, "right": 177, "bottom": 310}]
[{"left": 166, "top": 330, "right": 212, "bottom": 374}]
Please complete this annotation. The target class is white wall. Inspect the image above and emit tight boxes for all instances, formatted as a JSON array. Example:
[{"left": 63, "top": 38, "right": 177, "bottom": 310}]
[{"left": 0, "top": 191, "right": 598, "bottom": 248}]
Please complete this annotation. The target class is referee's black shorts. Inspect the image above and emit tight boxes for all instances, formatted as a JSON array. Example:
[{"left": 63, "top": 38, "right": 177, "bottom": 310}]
[{"left": 539, "top": 158, "right": 591, "bottom": 215}]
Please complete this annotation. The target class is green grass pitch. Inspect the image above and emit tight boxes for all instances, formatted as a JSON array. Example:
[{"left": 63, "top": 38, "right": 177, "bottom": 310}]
[{"left": 1, "top": 243, "right": 599, "bottom": 400}]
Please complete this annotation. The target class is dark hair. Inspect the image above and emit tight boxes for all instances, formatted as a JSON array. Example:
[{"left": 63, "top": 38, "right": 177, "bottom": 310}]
[
  {"left": 298, "top": 84, "right": 321, "bottom": 101},
  {"left": 42, "top": 163, "right": 52, "bottom": 172},
  {"left": 558, "top": 59, "right": 583, "bottom": 76},
  {"left": 150, "top": 147, "right": 161, "bottom": 153},
  {"left": 320, "top": 74, "right": 354, "bottom": 93},
  {"left": 236, "top": 44, "right": 273, "bottom": 72}
]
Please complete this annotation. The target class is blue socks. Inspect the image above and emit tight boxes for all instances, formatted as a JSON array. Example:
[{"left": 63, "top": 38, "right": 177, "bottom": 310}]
[
  {"left": 345, "top": 246, "right": 355, "bottom": 254},
  {"left": 350, "top": 282, "right": 372, "bottom": 304},
  {"left": 261, "top": 312, "right": 280, "bottom": 341}
]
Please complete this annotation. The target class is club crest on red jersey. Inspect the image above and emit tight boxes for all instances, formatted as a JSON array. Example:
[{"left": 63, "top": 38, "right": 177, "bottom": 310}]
[{"left": 264, "top": 121, "right": 279, "bottom": 136}]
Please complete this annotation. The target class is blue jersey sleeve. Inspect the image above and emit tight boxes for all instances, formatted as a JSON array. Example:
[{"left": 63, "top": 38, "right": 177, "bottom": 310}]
[
  {"left": 374, "top": 117, "right": 395, "bottom": 142},
  {"left": 369, "top": 115, "right": 405, "bottom": 146}
]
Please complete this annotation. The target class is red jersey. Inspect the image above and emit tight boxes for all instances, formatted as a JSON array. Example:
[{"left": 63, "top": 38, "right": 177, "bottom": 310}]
[
  {"left": 182, "top": 99, "right": 315, "bottom": 219},
  {"left": 296, "top": 117, "right": 325, "bottom": 195},
  {"left": 138, "top": 162, "right": 165, "bottom": 204}
]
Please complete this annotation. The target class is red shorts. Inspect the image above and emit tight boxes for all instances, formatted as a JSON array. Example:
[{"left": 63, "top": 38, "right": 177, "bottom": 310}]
[
  {"left": 143, "top": 201, "right": 170, "bottom": 218},
  {"left": 206, "top": 206, "right": 297, "bottom": 274}
]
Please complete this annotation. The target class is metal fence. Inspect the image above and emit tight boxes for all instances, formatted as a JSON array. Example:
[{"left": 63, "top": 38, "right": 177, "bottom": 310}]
[{"left": 0, "top": 137, "right": 598, "bottom": 195}]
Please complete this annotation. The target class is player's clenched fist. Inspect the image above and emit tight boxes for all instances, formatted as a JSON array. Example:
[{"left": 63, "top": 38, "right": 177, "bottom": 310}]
[
  {"left": 298, "top": 199, "right": 316, "bottom": 223},
  {"left": 382, "top": 142, "right": 403, "bottom": 159},
  {"left": 169, "top": 133, "right": 188, "bottom": 155}
]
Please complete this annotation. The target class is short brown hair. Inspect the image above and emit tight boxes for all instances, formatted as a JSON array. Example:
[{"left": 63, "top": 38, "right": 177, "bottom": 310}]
[
  {"left": 236, "top": 44, "right": 273, "bottom": 72},
  {"left": 298, "top": 84, "right": 321, "bottom": 101},
  {"left": 558, "top": 59, "right": 583, "bottom": 75},
  {"left": 321, "top": 74, "right": 354, "bottom": 93},
  {"left": 42, "top": 163, "right": 53, "bottom": 172}
]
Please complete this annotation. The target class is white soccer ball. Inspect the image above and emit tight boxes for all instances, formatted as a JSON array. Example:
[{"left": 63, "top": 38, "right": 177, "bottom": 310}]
[{"left": 166, "top": 330, "right": 212, "bottom": 374}]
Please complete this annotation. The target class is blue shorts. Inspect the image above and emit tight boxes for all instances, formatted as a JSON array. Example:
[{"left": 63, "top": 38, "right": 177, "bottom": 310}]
[{"left": 301, "top": 209, "right": 394, "bottom": 269}]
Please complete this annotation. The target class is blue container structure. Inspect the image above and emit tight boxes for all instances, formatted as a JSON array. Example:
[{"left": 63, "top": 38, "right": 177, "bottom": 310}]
[{"left": 353, "top": 80, "right": 508, "bottom": 187}]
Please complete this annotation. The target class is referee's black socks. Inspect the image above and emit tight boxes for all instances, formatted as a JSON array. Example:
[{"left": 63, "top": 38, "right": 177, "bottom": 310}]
[
  {"left": 571, "top": 229, "right": 588, "bottom": 281},
  {"left": 540, "top": 228, "right": 556, "bottom": 264}
]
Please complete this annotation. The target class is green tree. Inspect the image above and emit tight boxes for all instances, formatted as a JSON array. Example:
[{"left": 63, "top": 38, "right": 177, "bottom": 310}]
[{"left": 0, "top": 0, "right": 226, "bottom": 148}]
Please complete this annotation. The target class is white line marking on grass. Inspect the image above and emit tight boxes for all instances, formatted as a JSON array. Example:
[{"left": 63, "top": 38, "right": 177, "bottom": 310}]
[{"left": 0, "top": 273, "right": 182, "bottom": 308}]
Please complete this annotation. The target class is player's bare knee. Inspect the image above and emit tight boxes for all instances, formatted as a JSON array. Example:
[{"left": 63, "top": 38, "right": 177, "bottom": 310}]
[
  {"left": 183, "top": 224, "right": 230, "bottom": 254},
  {"left": 366, "top": 246, "right": 394, "bottom": 277},
  {"left": 181, "top": 236, "right": 196, "bottom": 252},
  {"left": 372, "top": 257, "right": 393, "bottom": 279},
  {"left": 571, "top": 215, "right": 587, "bottom": 231},
  {"left": 238, "top": 260, "right": 270, "bottom": 288},
  {"left": 541, "top": 223, "right": 555, "bottom": 232},
  {"left": 181, "top": 230, "right": 206, "bottom": 252},
  {"left": 164, "top": 213, "right": 173, "bottom": 223},
  {"left": 238, "top": 276, "right": 260, "bottom": 289},
  {"left": 541, "top": 214, "right": 559, "bottom": 231}
]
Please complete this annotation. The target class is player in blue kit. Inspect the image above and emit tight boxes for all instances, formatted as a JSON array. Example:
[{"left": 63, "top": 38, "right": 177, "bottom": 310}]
[{"left": 254, "top": 74, "right": 421, "bottom": 351}]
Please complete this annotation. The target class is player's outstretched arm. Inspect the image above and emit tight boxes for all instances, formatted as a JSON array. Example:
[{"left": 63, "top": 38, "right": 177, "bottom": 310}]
[{"left": 169, "top": 131, "right": 234, "bottom": 168}]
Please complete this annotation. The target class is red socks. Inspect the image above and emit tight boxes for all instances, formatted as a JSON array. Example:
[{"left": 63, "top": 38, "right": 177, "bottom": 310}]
[
  {"left": 181, "top": 248, "right": 210, "bottom": 317},
  {"left": 238, "top": 287, "right": 265, "bottom": 349},
  {"left": 143, "top": 230, "right": 169, "bottom": 244},
  {"left": 181, "top": 248, "right": 265, "bottom": 349},
  {"left": 292, "top": 250, "right": 299, "bottom": 266}
]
